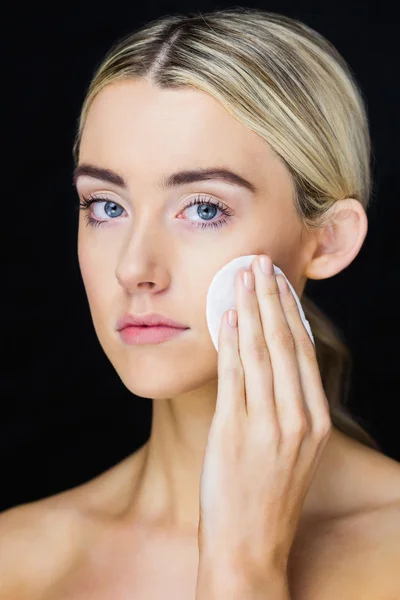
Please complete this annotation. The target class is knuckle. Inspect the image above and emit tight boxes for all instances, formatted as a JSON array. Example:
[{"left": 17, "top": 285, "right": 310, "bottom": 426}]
[
  {"left": 284, "top": 292, "right": 298, "bottom": 308},
  {"left": 270, "top": 328, "right": 295, "bottom": 351},
  {"left": 263, "top": 285, "right": 280, "bottom": 298},
  {"left": 314, "top": 415, "right": 332, "bottom": 439},
  {"left": 246, "top": 333, "right": 269, "bottom": 361},
  {"left": 223, "top": 363, "right": 243, "bottom": 381},
  {"left": 296, "top": 335, "right": 315, "bottom": 358},
  {"left": 285, "top": 414, "right": 309, "bottom": 438}
]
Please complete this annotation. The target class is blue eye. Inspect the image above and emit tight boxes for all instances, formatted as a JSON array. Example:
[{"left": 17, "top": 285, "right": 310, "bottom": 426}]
[
  {"left": 181, "top": 195, "right": 234, "bottom": 230},
  {"left": 78, "top": 196, "right": 124, "bottom": 228},
  {"left": 78, "top": 194, "right": 234, "bottom": 230}
]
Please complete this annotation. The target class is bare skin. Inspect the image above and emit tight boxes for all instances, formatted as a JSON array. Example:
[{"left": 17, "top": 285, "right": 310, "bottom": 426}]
[
  {"left": 1, "top": 430, "right": 400, "bottom": 599},
  {"left": 1, "top": 79, "right": 400, "bottom": 599}
]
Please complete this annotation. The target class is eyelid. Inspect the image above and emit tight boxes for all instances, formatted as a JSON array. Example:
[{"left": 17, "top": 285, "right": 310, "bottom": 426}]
[
  {"left": 82, "top": 191, "right": 221, "bottom": 209},
  {"left": 82, "top": 190, "right": 122, "bottom": 202},
  {"left": 79, "top": 192, "right": 234, "bottom": 223}
]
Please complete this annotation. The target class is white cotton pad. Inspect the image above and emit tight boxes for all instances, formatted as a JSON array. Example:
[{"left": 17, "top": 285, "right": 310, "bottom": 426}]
[{"left": 206, "top": 254, "right": 314, "bottom": 352}]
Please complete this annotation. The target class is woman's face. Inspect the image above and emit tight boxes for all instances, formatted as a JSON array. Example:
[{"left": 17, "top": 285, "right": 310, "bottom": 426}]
[{"left": 76, "top": 79, "right": 310, "bottom": 400}]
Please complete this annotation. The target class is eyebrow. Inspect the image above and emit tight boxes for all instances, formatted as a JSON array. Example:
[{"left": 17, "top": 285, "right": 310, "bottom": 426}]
[{"left": 72, "top": 163, "right": 258, "bottom": 194}]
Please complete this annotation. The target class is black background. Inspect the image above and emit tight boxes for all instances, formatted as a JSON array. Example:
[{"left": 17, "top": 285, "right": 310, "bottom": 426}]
[{"left": 2, "top": 1, "right": 399, "bottom": 513}]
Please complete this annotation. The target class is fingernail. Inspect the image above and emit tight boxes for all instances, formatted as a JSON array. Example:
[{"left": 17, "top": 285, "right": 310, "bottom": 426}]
[
  {"left": 228, "top": 309, "right": 237, "bottom": 327},
  {"left": 259, "top": 255, "right": 273, "bottom": 276},
  {"left": 243, "top": 270, "right": 255, "bottom": 291}
]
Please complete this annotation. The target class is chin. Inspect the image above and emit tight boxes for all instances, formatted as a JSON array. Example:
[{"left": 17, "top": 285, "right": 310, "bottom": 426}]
[
  {"left": 116, "top": 368, "right": 207, "bottom": 401},
  {"left": 96, "top": 328, "right": 218, "bottom": 400}
]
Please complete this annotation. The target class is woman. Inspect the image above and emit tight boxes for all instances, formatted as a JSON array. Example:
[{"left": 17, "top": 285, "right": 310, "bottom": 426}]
[{"left": 1, "top": 7, "right": 400, "bottom": 599}]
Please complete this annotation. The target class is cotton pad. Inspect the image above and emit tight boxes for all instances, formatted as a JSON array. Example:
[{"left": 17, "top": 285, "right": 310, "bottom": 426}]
[{"left": 206, "top": 254, "right": 314, "bottom": 352}]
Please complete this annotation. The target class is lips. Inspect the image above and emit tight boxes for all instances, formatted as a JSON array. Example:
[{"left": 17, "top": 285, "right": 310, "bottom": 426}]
[
  {"left": 116, "top": 312, "right": 188, "bottom": 331},
  {"left": 118, "top": 324, "right": 188, "bottom": 345}
]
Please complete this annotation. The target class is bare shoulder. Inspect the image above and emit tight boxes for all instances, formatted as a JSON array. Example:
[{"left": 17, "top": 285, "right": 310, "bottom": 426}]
[
  {"left": 0, "top": 498, "right": 87, "bottom": 600},
  {"left": 291, "top": 500, "right": 400, "bottom": 600},
  {"left": 0, "top": 451, "right": 143, "bottom": 600},
  {"left": 291, "top": 441, "right": 400, "bottom": 600},
  {"left": 335, "top": 499, "right": 400, "bottom": 599},
  {"left": 329, "top": 448, "right": 400, "bottom": 599}
]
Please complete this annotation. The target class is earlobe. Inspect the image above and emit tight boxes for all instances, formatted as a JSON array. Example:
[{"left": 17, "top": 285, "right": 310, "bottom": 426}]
[{"left": 304, "top": 199, "right": 368, "bottom": 281}]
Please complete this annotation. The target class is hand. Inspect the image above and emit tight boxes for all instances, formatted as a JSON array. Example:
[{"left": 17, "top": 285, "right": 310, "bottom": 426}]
[{"left": 197, "top": 254, "right": 332, "bottom": 589}]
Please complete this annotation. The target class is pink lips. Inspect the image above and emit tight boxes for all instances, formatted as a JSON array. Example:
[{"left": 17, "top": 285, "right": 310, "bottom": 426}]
[
  {"left": 116, "top": 312, "right": 188, "bottom": 330},
  {"left": 118, "top": 325, "right": 188, "bottom": 345}
]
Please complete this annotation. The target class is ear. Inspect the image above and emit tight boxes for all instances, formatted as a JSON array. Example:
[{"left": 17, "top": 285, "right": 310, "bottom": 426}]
[{"left": 304, "top": 199, "right": 368, "bottom": 280}]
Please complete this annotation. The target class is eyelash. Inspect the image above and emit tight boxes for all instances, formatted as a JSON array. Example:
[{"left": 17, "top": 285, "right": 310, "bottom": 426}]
[{"left": 78, "top": 194, "right": 234, "bottom": 230}]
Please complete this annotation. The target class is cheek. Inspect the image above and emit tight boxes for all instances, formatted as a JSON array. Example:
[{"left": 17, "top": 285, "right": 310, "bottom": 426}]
[
  {"left": 274, "top": 238, "right": 306, "bottom": 291},
  {"left": 78, "top": 249, "right": 97, "bottom": 298},
  {"left": 78, "top": 239, "right": 115, "bottom": 310}
]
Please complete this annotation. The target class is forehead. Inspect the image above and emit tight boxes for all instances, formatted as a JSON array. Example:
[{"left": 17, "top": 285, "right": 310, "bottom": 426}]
[{"left": 79, "top": 79, "right": 276, "bottom": 177}]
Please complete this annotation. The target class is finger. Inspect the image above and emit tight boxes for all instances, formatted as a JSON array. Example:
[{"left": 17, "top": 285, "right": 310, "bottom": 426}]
[
  {"left": 276, "top": 274, "right": 331, "bottom": 435},
  {"left": 235, "top": 265, "right": 276, "bottom": 425},
  {"left": 252, "top": 256, "right": 307, "bottom": 435},
  {"left": 215, "top": 307, "right": 246, "bottom": 421}
]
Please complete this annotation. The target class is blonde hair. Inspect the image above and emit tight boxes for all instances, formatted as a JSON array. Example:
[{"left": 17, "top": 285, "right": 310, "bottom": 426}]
[{"left": 73, "top": 7, "right": 380, "bottom": 450}]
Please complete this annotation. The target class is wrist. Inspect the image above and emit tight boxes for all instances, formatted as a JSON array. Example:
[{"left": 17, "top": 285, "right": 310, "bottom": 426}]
[{"left": 196, "top": 559, "right": 290, "bottom": 600}]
